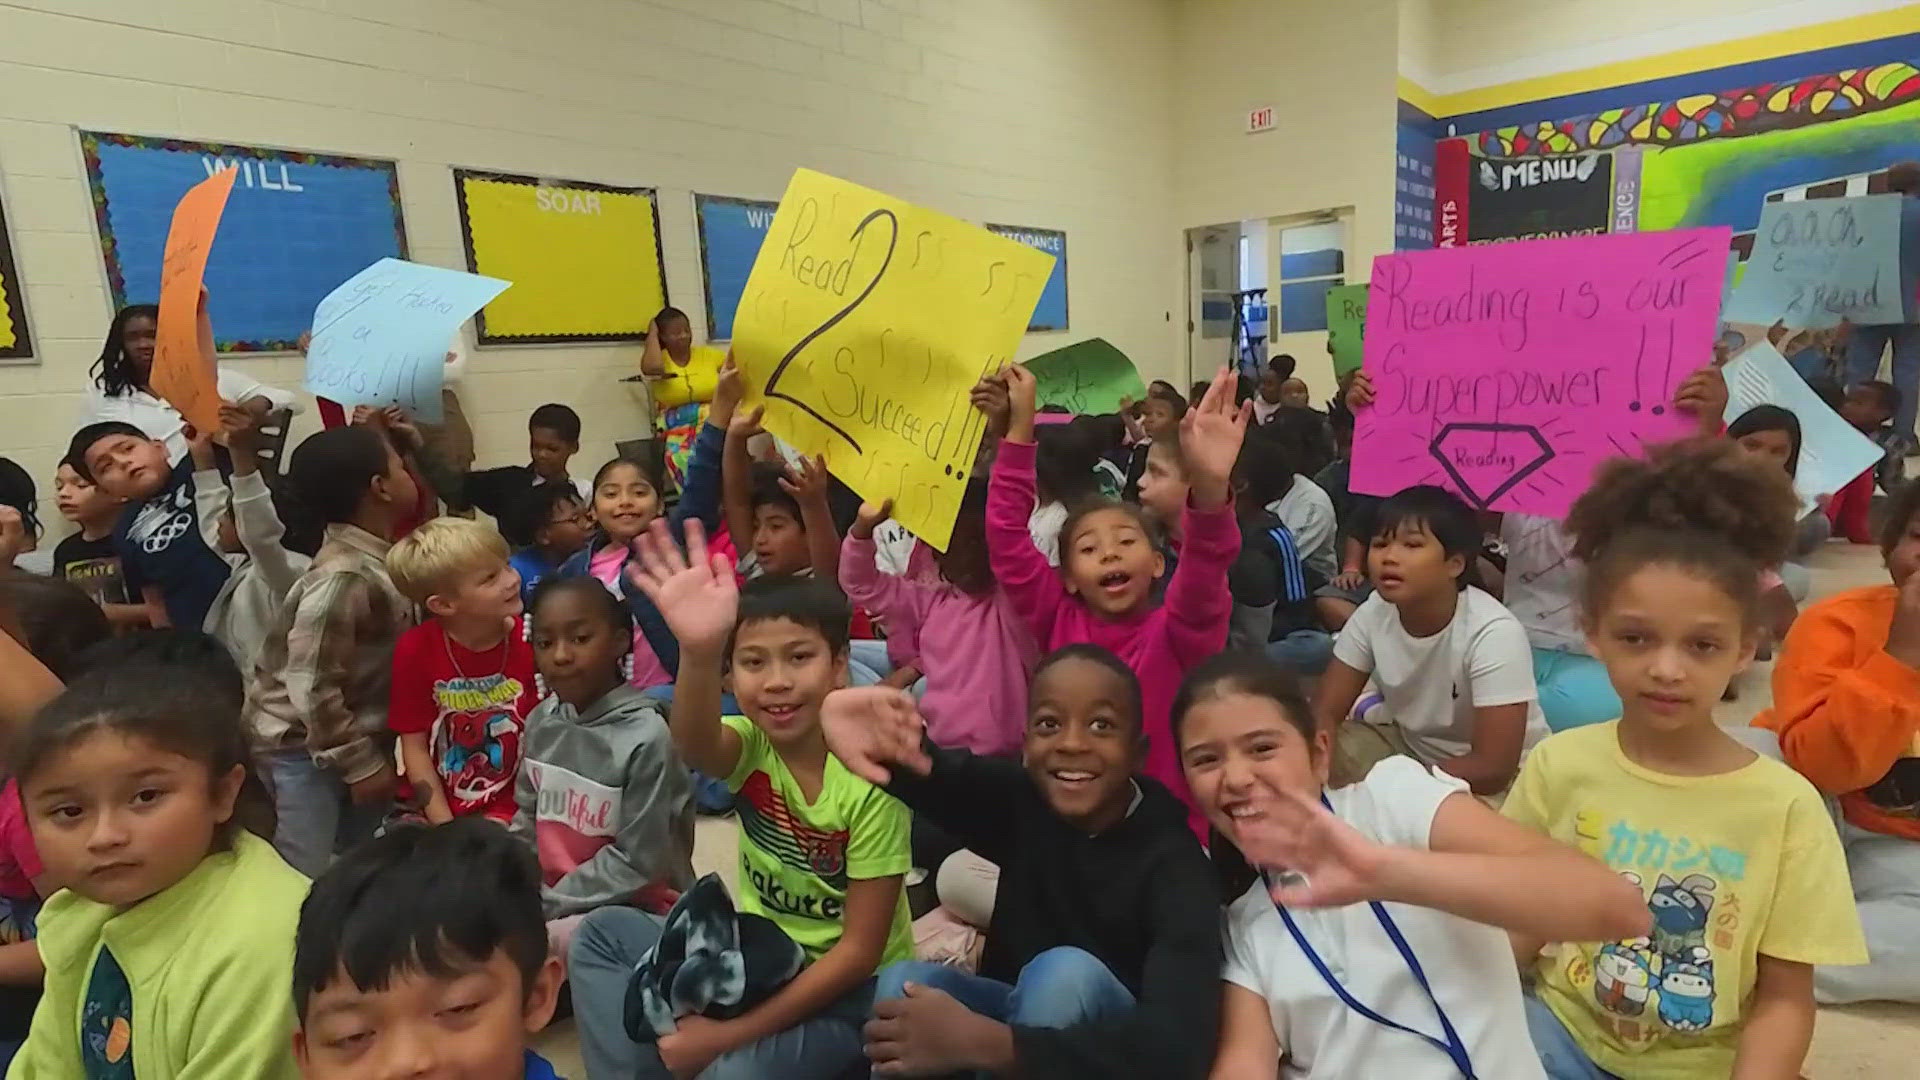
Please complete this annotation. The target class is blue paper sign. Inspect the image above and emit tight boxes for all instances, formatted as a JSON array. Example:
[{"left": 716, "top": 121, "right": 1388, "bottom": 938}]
[
  {"left": 985, "top": 224, "right": 1068, "bottom": 332},
  {"left": 305, "top": 259, "right": 508, "bottom": 421},
  {"left": 1723, "top": 341, "right": 1884, "bottom": 504},
  {"left": 695, "top": 194, "right": 777, "bottom": 341},
  {"left": 81, "top": 131, "right": 408, "bottom": 351},
  {"left": 1725, "top": 195, "right": 1905, "bottom": 330}
]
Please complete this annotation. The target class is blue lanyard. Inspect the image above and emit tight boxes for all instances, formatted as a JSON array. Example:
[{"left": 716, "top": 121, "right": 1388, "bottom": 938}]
[{"left": 1269, "top": 797, "right": 1476, "bottom": 1078}]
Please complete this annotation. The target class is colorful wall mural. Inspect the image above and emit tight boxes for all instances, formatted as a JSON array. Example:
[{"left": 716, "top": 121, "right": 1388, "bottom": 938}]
[{"left": 1432, "top": 57, "right": 1920, "bottom": 260}]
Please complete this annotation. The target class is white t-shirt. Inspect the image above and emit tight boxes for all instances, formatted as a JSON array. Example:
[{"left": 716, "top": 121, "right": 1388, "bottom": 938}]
[
  {"left": 1268, "top": 477, "right": 1337, "bottom": 579},
  {"left": 1029, "top": 500, "right": 1067, "bottom": 568},
  {"left": 1500, "top": 513, "right": 1586, "bottom": 654},
  {"left": 1221, "top": 758, "right": 1547, "bottom": 1080},
  {"left": 77, "top": 369, "right": 302, "bottom": 465},
  {"left": 1333, "top": 586, "right": 1548, "bottom": 764}
]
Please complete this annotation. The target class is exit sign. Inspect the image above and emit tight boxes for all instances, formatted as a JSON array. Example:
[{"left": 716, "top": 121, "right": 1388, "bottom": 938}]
[{"left": 1247, "top": 107, "right": 1275, "bottom": 133}]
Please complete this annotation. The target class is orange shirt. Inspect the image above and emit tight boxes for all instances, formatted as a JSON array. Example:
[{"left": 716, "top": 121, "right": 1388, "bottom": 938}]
[{"left": 1756, "top": 585, "right": 1920, "bottom": 840}]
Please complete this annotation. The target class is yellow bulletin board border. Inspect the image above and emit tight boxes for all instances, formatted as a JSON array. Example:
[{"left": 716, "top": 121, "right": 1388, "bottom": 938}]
[
  {"left": 0, "top": 177, "right": 32, "bottom": 360},
  {"left": 452, "top": 168, "right": 667, "bottom": 345}
]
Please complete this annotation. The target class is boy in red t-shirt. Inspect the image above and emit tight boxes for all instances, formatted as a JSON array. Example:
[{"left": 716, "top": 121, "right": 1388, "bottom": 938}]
[{"left": 386, "top": 517, "right": 538, "bottom": 824}]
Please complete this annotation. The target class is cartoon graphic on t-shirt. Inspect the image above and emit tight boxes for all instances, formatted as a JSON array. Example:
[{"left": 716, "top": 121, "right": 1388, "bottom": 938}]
[
  {"left": 1592, "top": 938, "right": 1656, "bottom": 1017},
  {"left": 1586, "top": 868, "right": 1722, "bottom": 1037},
  {"left": 1648, "top": 873, "right": 1715, "bottom": 959},
  {"left": 1657, "top": 955, "right": 1717, "bottom": 1032},
  {"left": 429, "top": 675, "right": 526, "bottom": 813}
]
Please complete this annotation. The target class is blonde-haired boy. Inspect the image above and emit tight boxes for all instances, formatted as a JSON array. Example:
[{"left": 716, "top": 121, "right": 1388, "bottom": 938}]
[{"left": 386, "top": 517, "right": 539, "bottom": 824}]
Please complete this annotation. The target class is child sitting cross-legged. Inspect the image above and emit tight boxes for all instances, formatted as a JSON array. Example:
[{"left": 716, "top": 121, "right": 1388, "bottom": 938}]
[
  {"left": 291, "top": 819, "right": 566, "bottom": 1079},
  {"left": 386, "top": 516, "right": 538, "bottom": 826},
  {"left": 1313, "top": 484, "right": 1547, "bottom": 794},
  {"left": 820, "top": 645, "right": 1224, "bottom": 1079},
  {"left": 566, "top": 518, "right": 913, "bottom": 1080},
  {"left": 511, "top": 576, "right": 695, "bottom": 953}
]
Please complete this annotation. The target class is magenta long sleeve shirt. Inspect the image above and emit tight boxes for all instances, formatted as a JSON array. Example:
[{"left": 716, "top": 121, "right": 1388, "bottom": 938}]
[
  {"left": 987, "top": 439, "right": 1238, "bottom": 833},
  {"left": 840, "top": 536, "right": 1040, "bottom": 757}
]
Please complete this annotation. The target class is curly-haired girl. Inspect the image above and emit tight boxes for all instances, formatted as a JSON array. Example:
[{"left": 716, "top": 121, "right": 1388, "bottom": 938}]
[{"left": 1507, "top": 438, "right": 1865, "bottom": 1080}]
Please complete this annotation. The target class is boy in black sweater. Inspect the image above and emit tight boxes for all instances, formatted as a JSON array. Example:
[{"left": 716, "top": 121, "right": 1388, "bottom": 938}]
[{"left": 820, "top": 644, "right": 1221, "bottom": 1079}]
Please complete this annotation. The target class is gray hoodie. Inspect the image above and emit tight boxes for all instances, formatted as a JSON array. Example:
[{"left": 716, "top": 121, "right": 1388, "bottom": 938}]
[{"left": 510, "top": 684, "right": 696, "bottom": 919}]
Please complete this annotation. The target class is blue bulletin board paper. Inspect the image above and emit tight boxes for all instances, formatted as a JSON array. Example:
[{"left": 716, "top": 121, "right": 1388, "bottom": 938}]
[
  {"left": 695, "top": 194, "right": 777, "bottom": 341},
  {"left": 81, "top": 131, "right": 408, "bottom": 352},
  {"left": 985, "top": 224, "right": 1068, "bottom": 332},
  {"left": 1725, "top": 194, "right": 1905, "bottom": 330},
  {"left": 306, "top": 259, "right": 508, "bottom": 422}
]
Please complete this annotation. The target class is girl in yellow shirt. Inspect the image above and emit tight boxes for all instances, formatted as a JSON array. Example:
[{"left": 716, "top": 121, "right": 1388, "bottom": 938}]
[
  {"left": 640, "top": 306, "right": 727, "bottom": 491},
  {"left": 1507, "top": 440, "right": 1866, "bottom": 1080}
]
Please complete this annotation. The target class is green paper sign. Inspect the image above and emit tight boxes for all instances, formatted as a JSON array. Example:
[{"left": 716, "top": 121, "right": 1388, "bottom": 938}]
[
  {"left": 1326, "top": 283, "right": 1369, "bottom": 378},
  {"left": 1026, "top": 337, "right": 1146, "bottom": 414}
]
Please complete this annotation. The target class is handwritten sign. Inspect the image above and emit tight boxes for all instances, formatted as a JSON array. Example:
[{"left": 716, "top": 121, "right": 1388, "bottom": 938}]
[
  {"left": 732, "top": 169, "right": 1052, "bottom": 550},
  {"left": 1027, "top": 339, "right": 1143, "bottom": 415},
  {"left": 1725, "top": 195, "right": 1905, "bottom": 329},
  {"left": 1351, "top": 228, "right": 1732, "bottom": 517},
  {"left": 1325, "top": 283, "right": 1368, "bottom": 378},
  {"left": 306, "top": 258, "right": 509, "bottom": 421},
  {"left": 983, "top": 224, "right": 1068, "bottom": 331},
  {"left": 150, "top": 167, "right": 237, "bottom": 434},
  {"left": 1724, "top": 341, "right": 1884, "bottom": 504}
]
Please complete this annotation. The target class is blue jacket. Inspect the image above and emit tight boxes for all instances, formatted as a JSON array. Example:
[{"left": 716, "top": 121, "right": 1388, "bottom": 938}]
[{"left": 558, "top": 422, "right": 725, "bottom": 676}]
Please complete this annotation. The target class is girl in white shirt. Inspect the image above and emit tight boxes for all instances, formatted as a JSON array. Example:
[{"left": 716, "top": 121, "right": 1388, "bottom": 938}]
[
  {"left": 1175, "top": 652, "right": 1649, "bottom": 1080},
  {"left": 79, "top": 305, "right": 300, "bottom": 464}
]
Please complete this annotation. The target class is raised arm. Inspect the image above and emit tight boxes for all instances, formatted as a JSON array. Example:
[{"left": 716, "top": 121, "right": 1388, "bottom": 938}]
[
  {"left": 667, "top": 359, "right": 739, "bottom": 542},
  {"left": 221, "top": 402, "right": 303, "bottom": 595},
  {"left": 981, "top": 367, "right": 1069, "bottom": 640},
  {"left": 639, "top": 318, "right": 666, "bottom": 379},
  {"left": 782, "top": 454, "right": 843, "bottom": 583},
  {"left": 1164, "top": 368, "right": 1248, "bottom": 663},
  {"left": 627, "top": 518, "right": 743, "bottom": 779},
  {"left": 721, "top": 406, "right": 762, "bottom": 558}
]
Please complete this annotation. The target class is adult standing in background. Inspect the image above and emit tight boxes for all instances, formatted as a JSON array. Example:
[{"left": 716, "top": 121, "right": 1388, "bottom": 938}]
[
  {"left": 1842, "top": 162, "right": 1920, "bottom": 454},
  {"left": 640, "top": 305, "right": 726, "bottom": 490},
  {"left": 77, "top": 304, "right": 301, "bottom": 464}
]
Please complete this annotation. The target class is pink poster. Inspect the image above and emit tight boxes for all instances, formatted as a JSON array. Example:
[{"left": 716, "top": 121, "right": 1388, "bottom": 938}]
[{"left": 1351, "top": 227, "right": 1732, "bottom": 517}]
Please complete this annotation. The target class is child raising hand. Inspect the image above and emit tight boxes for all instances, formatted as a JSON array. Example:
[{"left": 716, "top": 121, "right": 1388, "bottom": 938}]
[{"left": 979, "top": 363, "right": 1247, "bottom": 836}]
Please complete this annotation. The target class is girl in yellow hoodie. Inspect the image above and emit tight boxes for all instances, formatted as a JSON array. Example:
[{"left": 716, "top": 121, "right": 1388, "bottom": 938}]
[{"left": 7, "top": 649, "right": 308, "bottom": 1079}]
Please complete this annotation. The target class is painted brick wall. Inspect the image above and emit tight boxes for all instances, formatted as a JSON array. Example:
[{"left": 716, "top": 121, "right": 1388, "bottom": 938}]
[{"left": 0, "top": 0, "right": 1178, "bottom": 531}]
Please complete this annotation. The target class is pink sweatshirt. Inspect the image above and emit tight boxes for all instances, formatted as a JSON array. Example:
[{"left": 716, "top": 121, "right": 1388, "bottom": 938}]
[
  {"left": 840, "top": 536, "right": 1039, "bottom": 757},
  {"left": 988, "top": 439, "right": 1238, "bottom": 832}
]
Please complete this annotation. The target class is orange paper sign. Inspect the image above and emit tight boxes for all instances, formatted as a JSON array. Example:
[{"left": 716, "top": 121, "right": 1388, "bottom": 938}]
[{"left": 149, "top": 167, "right": 236, "bottom": 434}]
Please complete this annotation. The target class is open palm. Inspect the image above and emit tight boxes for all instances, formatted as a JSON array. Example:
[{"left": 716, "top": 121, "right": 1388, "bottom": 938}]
[
  {"left": 1231, "top": 785, "right": 1387, "bottom": 910},
  {"left": 1181, "top": 366, "right": 1252, "bottom": 488},
  {"left": 626, "top": 519, "right": 737, "bottom": 654}
]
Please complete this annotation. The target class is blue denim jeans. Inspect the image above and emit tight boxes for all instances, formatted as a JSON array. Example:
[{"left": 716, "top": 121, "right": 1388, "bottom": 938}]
[
  {"left": 872, "top": 947, "right": 1135, "bottom": 1076},
  {"left": 1845, "top": 323, "right": 1920, "bottom": 445},
  {"left": 264, "top": 749, "right": 385, "bottom": 877},
  {"left": 570, "top": 907, "right": 872, "bottom": 1080},
  {"left": 1524, "top": 995, "right": 1621, "bottom": 1080},
  {"left": 1267, "top": 629, "right": 1334, "bottom": 675}
]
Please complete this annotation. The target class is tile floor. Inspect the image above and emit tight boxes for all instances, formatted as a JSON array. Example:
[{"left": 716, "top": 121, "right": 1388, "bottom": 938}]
[{"left": 534, "top": 541, "right": 1920, "bottom": 1078}]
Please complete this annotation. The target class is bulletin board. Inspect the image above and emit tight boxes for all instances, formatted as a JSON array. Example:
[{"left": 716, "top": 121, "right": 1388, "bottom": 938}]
[
  {"left": 695, "top": 193, "right": 778, "bottom": 341},
  {"left": 0, "top": 177, "right": 30, "bottom": 359},
  {"left": 454, "top": 169, "right": 665, "bottom": 344},
  {"left": 984, "top": 224, "right": 1068, "bottom": 331},
  {"left": 79, "top": 130, "right": 408, "bottom": 352}
]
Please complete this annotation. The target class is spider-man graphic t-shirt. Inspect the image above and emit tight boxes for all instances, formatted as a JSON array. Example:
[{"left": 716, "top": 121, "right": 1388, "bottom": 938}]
[
  {"left": 389, "top": 617, "right": 538, "bottom": 822},
  {"left": 720, "top": 714, "right": 914, "bottom": 963}
]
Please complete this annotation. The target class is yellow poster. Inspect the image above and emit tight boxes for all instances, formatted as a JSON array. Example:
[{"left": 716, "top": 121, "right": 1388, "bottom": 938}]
[
  {"left": 733, "top": 169, "right": 1053, "bottom": 550},
  {"left": 0, "top": 189, "right": 26, "bottom": 358},
  {"left": 455, "top": 170, "right": 665, "bottom": 342}
]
